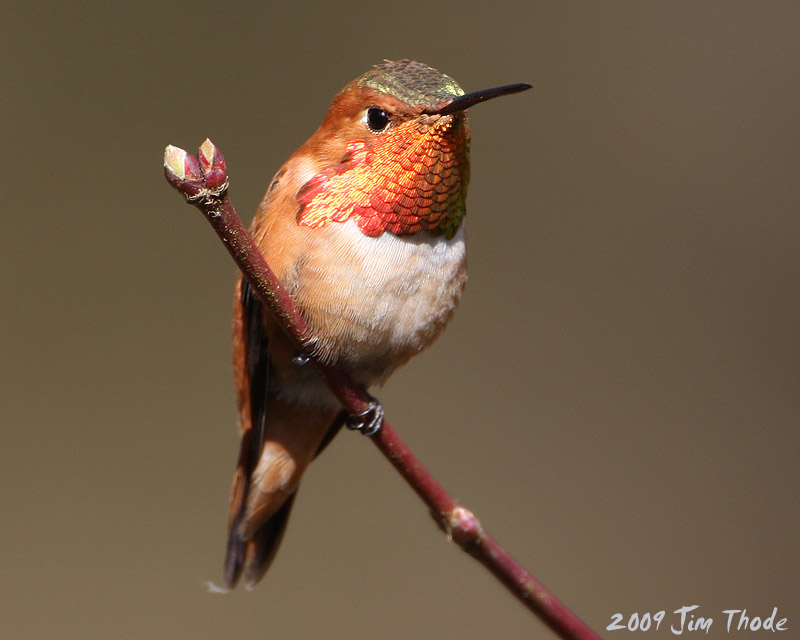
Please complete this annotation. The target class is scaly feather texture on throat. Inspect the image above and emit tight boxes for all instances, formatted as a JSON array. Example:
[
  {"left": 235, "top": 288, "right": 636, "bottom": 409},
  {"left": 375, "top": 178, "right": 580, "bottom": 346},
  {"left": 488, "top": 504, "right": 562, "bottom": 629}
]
[{"left": 297, "top": 116, "right": 470, "bottom": 238}]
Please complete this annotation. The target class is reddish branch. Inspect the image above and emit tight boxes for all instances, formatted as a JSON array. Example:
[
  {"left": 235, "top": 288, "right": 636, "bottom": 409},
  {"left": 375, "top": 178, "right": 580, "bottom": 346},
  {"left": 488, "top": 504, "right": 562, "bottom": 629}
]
[{"left": 164, "top": 139, "right": 602, "bottom": 640}]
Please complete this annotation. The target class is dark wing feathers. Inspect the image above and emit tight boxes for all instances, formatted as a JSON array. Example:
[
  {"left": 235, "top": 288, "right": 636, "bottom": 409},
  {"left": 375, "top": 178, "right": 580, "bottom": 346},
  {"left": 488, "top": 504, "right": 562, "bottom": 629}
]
[
  {"left": 224, "top": 279, "right": 344, "bottom": 588},
  {"left": 224, "top": 278, "right": 271, "bottom": 588}
]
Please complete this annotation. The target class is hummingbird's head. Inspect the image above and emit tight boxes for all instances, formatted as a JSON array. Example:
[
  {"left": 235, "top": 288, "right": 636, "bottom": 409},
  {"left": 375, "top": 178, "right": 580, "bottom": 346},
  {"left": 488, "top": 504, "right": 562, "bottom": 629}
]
[
  {"left": 353, "top": 59, "right": 466, "bottom": 113},
  {"left": 296, "top": 60, "right": 530, "bottom": 238}
]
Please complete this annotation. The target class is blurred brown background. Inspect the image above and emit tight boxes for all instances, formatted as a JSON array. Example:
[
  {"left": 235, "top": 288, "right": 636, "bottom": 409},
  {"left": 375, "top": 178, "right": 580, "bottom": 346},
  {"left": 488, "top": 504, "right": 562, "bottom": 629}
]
[{"left": 2, "top": 3, "right": 798, "bottom": 639}]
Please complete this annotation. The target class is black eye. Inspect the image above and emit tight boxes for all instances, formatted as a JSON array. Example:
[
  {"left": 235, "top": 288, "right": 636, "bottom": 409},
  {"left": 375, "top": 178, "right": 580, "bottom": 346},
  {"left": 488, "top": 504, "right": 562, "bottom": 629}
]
[{"left": 366, "top": 106, "right": 390, "bottom": 133}]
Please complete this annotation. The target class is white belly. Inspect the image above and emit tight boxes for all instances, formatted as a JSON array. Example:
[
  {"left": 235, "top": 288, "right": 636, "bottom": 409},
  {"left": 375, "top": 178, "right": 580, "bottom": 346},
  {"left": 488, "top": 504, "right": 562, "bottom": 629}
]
[{"left": 293, "top": 220, "right": 467, "bottom": 385}]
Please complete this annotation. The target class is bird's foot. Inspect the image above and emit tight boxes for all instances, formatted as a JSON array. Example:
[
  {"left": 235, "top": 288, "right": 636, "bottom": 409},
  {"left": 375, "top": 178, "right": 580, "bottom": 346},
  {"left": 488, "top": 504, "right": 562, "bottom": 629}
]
[
  {"left": 292, "top": 337, "right": 319, "bottom": 366},
  {"left": 291, "top": 352, "right": 311, "bottom": 366},
  {"left": 346, "top": 398, "right": 384, "bottom": 436}
]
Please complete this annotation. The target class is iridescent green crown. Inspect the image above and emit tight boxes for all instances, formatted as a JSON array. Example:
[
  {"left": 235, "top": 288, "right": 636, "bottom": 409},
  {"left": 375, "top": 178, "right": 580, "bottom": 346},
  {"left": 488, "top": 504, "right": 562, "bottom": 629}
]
[{"left": 355, "top": 60, "right": 465, "bottom": 110}]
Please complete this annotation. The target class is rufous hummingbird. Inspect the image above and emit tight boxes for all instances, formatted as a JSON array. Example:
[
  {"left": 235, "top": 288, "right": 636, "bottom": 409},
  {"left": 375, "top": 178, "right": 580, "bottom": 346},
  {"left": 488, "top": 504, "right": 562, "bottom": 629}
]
[{"left": 225, "top": 59, "right": 531, "bottom": 589}]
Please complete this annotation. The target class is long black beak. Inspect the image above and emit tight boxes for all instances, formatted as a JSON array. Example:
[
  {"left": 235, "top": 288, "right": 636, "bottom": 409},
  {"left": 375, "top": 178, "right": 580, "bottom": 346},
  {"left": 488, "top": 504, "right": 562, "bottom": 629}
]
[{"left": 426, "top": 83, "right": 532, "bottom": 116}]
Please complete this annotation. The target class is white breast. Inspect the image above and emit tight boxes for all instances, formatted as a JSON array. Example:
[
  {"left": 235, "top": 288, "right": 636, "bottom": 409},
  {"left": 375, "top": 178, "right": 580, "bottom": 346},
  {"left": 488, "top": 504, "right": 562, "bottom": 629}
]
[{"left": 294, "top": 220, "right": 467, "bottom": 385}]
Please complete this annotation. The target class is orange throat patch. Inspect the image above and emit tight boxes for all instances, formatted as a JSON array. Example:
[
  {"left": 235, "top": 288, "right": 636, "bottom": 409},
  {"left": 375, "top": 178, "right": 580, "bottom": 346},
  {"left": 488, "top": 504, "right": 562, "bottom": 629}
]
[{"left": 297, "top": 119, "right": 469, "bottom": 238}]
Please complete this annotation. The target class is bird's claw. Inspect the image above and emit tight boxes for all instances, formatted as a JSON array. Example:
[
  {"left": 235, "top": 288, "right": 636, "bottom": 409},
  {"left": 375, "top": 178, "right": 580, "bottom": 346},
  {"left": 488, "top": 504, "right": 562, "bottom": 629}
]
[
  {"left": 291, "top": 352, "right": 311, "bottom": 366},
  {"left": 346, "top": 399, "right": 384, "bottom": 436},
  {"left": 292, "top": 337, "right": 319, "bottom": 366}
]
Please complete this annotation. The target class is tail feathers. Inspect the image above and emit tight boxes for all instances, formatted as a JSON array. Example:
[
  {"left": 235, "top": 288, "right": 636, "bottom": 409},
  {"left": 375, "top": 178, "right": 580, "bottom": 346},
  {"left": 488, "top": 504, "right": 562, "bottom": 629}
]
[
  {"left": 223, "top": 412, "right": 345, "bottom": 589},
  {"left": 224, "top": 491, "right": 298, "bottom": 589}
]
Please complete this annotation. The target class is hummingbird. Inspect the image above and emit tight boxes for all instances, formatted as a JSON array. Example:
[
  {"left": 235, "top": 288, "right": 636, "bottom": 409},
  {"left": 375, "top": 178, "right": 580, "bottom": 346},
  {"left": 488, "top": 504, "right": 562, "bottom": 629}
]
[{"left": 225, "top": 59, "right": 530, "bottom": 589}]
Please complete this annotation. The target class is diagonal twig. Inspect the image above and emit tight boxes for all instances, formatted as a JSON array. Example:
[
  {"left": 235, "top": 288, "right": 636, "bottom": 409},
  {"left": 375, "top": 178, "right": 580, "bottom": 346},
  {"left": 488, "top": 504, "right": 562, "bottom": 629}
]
[{"left": 164, "top": 139, "right": 602, "bottom": 640}]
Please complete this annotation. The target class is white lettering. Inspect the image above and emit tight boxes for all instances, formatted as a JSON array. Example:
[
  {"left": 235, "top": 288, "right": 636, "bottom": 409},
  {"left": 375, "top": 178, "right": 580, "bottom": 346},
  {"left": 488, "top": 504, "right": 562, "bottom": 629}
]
[{"left": 672, "top": 605, "right": 700, "bottom": 635}]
